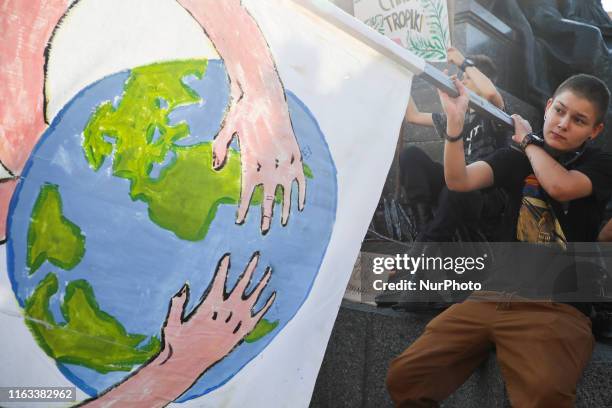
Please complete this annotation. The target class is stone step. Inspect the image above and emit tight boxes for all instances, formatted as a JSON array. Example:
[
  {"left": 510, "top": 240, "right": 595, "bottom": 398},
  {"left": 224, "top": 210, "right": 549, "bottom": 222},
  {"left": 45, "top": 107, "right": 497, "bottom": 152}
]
[{"left": 310, "top": 300, "right": 612, "bottom": 407}]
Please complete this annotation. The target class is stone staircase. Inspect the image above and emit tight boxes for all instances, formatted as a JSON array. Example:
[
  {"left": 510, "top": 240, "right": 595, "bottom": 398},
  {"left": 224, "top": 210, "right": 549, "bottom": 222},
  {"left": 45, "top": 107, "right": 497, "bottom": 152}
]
[
  {"left": 311, "top": 1, "right": 612, "bottom": 406},
  {"left": 310, "top": 300, "right": 612, "bottom": 407}
]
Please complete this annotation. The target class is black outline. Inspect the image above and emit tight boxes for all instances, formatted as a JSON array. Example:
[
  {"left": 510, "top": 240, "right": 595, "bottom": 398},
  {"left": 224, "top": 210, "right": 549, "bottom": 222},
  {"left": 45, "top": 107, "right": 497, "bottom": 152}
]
[
  {"left": 177, "top": 0, "right": 306, "bottom": 231},
  {"left": 158, "top": 344, "right": 173, "bottom": 366},
  {"left": 75, "top": 251, "right": 276, "bottom": 407},
  {"left": 0, "top": 159, "right": 18, "bottom": 184},
  {"left": 42, "top": 0, "right": 84, "bottom": 125}
]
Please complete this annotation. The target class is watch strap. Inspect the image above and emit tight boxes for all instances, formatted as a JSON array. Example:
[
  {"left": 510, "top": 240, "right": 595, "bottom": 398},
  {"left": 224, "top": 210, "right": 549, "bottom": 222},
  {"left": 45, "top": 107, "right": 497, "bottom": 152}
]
[
  {"left": 519, "top": 133, "right": 545, "bottom": 151},
  {"left": 459, "top": 59, "right": 475, "bottom": 72}
]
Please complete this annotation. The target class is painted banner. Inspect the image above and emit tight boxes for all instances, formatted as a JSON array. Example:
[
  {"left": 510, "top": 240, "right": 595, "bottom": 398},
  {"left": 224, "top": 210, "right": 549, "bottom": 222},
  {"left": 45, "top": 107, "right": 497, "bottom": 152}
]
[
  {"left": 0, "top": 0, "right": 413, "bottom": 406},
  {"left": 354, "top": 0, "right": 451, "bottom": 61}
]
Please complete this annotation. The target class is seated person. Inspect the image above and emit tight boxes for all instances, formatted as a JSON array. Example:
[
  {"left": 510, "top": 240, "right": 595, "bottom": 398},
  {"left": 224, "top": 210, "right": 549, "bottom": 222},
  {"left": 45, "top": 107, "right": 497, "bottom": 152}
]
[
  {"left": 386, "top": 74, "right": 612, "bottom": 407},
  {"left": 400, "top": 48, "right": 508, "bottom": 242},
  {"left": 376, "top": 50, "right": 507, "bottom": 308}
]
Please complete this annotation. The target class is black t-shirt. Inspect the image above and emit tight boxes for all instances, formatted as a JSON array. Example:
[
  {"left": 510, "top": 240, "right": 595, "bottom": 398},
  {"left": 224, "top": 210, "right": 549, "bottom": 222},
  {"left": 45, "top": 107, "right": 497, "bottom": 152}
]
[
  {"left": 432, "top": 111, "right": 510, "bottom": 164},
  {"left": 479, "top": 144, "right": 612, "bottom": 311},
  {"left": 483, "top": 145, "right": 612, "bottom": 242}
]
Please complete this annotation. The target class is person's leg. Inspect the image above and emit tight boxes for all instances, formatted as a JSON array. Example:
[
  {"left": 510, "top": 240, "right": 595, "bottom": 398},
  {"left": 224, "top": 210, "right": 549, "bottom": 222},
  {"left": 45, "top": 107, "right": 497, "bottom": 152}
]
[
  {"left": 399, "top": 146, "right": 445, "bottom": 203},
  {"left": 384, "top": 149, "right": 478, "bottom": 309},
  {"left": 382, "top": 171, "right": 480, "bottom": 309},
  {"left": 386, "top": 301, "right": 495, "bottom": 407},
  {"left": 418, "top": 188, "right": 484, "bottom": 242},
  {"left": 493, "top": 302, "right": 594, "bottom": 408},
  {"left": 399, "top": 146, "right": 445, "bottom": 234}
]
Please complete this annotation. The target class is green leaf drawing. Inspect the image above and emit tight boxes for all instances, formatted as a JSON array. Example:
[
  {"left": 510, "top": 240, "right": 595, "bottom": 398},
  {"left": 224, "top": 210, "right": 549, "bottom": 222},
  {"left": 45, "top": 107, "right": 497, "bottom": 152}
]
[
  {"left": 407, "top": 0, "right": 450, "bottom": 61},
  {"left": 364, "top": 14, "right": 385, "bottom": 35}
]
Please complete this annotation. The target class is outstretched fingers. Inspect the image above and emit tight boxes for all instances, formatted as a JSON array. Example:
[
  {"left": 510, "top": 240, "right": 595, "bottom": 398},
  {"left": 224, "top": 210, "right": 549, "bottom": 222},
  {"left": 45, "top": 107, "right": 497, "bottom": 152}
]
[
  {"left": 209, "top": 253, "right": 231, "bottom": 300},
  {"left": 260, "top": 183, "right": 276, "bottom": 234},
  {"left": 230, "top": 252, "right": 260, "bottom": 299},
  {"left": 281, "top": 183, "right": 292, "bottom": 226},
  {"left": 251, "top": 291, "right": 276, "bottom": 326},
  {"left": 296, "top": 171, "right": 306, "bottom": 212},
  {"left": 246, "top": 266, "right": 273, "bottom": 309},
  {"left": 212, "top": 123, "right": 237, "bottom": 170},
  {"left": 165, "top": 284, "right": 189, "bottom": 328},
  {"left": 236, "top": 175, "right": 256, "bottom": 226}
]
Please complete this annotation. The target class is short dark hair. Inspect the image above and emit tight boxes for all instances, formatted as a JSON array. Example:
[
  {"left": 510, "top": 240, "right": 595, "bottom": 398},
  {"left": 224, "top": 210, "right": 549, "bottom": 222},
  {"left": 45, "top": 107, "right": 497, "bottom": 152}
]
[
  {"left": 553, "top": 74, "right": 610, "bottom": 124},
  {"left": 469, "top": 54, "right": 498, "bottom": 83}
]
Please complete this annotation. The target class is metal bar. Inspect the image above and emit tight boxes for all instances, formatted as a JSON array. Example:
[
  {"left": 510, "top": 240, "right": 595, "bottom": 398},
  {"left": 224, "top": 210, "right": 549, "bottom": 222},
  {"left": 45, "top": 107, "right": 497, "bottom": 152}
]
[
  {"left": 292, "top": 0, "right": 515, "bottom": 130},
  {"left": 421, "top": 65, "right": 514, "bottom": 128}
]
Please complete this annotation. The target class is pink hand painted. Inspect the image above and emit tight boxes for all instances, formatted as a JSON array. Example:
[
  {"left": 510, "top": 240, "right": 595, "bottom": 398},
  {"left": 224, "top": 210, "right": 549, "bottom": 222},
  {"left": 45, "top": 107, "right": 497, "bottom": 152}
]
[
  {"left": 177, "top": 0, "right": 307, "bottom": 234},
  {"left": 82, "top": 252, "right": 275, "bottom": 408},
  {"left": 160, "top": 252, "right": 275, "bottom": 371},
  {"left": 0, "top": 0, "right": 69, "bottom": 238},
  {"left": 219, "top": 91, "right": 307, "bottom": 233},
  {"left": 0, "top": 0, "right": 307, "bottom": 240}
]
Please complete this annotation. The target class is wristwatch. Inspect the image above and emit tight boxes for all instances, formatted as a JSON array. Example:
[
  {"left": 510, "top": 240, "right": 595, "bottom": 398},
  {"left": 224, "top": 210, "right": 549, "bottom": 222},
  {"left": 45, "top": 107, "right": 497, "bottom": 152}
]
[
  {"left": 518, "top": 132, "right": 545, "bottom": 151},
  {"left": 459, "top": 58, "right": 475, "bottom": 72}
]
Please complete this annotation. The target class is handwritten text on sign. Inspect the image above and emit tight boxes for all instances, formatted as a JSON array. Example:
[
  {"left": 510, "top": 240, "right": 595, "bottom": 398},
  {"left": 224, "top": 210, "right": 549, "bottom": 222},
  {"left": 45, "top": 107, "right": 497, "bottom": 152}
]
[{"left": 354, "top": 0, "right": 451, "bottom": 62}]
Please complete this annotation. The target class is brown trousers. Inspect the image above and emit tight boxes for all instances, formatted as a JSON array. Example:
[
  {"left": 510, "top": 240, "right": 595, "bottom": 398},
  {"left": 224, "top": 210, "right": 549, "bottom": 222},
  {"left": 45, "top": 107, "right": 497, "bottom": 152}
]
[{"left": 386, "top": 299, "right": 594, "bottom": 408}]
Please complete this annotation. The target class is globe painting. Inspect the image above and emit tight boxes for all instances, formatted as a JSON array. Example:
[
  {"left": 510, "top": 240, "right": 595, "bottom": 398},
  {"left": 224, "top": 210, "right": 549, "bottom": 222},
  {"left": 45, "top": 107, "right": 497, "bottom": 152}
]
[{"left": 6, "top": 58, "right": 337, "bottom": 401}]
